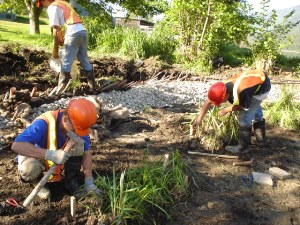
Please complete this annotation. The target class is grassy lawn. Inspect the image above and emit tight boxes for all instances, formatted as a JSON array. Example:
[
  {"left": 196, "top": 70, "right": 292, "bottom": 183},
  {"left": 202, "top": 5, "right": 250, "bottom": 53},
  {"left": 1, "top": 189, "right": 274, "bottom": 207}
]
[
  {"left": 0, "top": 16, "right": 53, "bottom": 51},
  {"left": 0, "top": 16, "right": 102, "bottom": 58}
]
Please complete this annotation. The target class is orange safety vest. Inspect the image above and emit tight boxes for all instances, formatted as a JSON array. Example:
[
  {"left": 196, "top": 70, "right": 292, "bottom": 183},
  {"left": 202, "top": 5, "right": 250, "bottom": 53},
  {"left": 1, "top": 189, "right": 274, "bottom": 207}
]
[
  {"left": 35, "top": 110, "right": 68, "bottom": 182},
  {"left": 51, "top": 0, "right": 82, "bottom": 25},
  {"left": 225, "top": 70, "right": 266, "bottom": 106}
]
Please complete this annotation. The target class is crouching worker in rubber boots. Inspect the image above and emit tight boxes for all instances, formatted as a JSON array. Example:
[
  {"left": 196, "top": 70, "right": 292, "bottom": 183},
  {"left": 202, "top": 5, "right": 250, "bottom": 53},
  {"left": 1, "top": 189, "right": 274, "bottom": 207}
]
[
  {"left": 11, "top": 98, "right": 102, "bottom": 200},
  {"left": 36, "top": 0, "right": 97, "bottom": 94},
  {"left": 192, "top": 69, "right": 271, "bottom": 154}
]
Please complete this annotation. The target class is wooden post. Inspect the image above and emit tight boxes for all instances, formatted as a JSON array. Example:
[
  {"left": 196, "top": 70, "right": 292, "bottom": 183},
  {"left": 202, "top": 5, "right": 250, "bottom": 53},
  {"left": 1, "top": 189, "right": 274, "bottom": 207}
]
[
  {"left": 188, "top": 151, "right": 239, "bottom": 159},
  {"left": 70, "top": 196, "right": 76, "bottom": 217},
  {"left": 163, "top": 154, "right": 169, "bottom": 169}
]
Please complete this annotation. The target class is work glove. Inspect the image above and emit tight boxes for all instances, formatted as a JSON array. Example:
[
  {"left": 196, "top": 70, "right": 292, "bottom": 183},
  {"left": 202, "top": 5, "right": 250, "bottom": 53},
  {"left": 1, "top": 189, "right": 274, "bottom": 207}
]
[
  {"left": 84, "top": 177, "right": 103, "bottom": 197},
  {"left": 45, "top": 149, "right": 71, "bottom": 164},
  {"left": 67, "top": 131, "right": 85, "bottom": 156},
  {"left": 71, "top": 141, "right": 84, "bottom": 157}
]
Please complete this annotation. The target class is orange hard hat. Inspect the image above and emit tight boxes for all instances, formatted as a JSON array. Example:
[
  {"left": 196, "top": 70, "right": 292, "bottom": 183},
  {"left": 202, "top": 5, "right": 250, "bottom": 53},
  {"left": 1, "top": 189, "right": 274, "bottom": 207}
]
[
  {"left": 67, "top": 98, "right": 97, "bottom": 136},
  {"left": 208, "top": 82, "right": 226, "bottom": 106}
]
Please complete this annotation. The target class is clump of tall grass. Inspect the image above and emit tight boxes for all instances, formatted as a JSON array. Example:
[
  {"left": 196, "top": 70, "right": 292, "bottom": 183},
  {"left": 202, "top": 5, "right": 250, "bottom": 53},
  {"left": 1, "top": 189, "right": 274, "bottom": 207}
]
[
  {"left": 263, "top": 86, "right": 300, "bottom": 130},
  {"left": 95, "top": 26, "right": 176, "bottom": 62},
  {"left": 89, "top": 150, "right": 188, "bottom": 224},
  {"left": 190, "top": 106, "right": 239, "bottom": 151}
]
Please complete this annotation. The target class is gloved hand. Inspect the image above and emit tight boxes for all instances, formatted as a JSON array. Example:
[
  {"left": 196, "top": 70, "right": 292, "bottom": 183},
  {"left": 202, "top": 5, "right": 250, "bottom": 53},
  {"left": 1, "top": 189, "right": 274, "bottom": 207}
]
[
  {"left": 84, "top": 177, "right": 103, "bottom": 197},
  {"left": 45, "top": 149, "right": 71, "bottom": 164},
  {"left": 67, "top": 131, "right": 85, "bottom": 156},
  {"left": 72, "top": 141, "right": 84, "bottom": 156}
]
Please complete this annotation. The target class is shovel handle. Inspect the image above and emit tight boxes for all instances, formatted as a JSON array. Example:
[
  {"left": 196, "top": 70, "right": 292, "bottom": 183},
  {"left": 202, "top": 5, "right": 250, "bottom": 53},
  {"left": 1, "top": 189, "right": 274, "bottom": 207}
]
[{"left": 23, "top": 164, "right": 57, "bottom": 207}]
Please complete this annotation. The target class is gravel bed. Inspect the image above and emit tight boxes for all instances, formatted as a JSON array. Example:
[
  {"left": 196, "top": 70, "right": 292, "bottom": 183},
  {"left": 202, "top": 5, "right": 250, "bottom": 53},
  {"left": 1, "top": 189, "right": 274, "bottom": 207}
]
[
  {"left": 0, "top": 80, "right": 294, "bottom": 131},
  {"left": 29, "top": 80, "right": 284, "bottom": 117}
]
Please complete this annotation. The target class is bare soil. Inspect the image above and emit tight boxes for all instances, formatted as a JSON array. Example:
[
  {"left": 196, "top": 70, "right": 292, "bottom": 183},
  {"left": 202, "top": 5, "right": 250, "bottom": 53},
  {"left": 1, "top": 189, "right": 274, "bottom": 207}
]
[{"left": 0, "top": 48, "right": 300, "bottom": 225}]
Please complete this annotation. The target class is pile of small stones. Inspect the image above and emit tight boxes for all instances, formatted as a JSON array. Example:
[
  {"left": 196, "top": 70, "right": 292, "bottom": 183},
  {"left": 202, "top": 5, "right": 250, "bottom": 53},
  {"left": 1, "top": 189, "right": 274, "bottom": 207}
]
[
  {"left": 29, "top": 80, "right": 283, "bottom": 117},
  {"left": 0, "top": 80, "right": 285, "bottom": 125},
  {"left": 0, "top": 80, "right": 291, "bottom": 150}
]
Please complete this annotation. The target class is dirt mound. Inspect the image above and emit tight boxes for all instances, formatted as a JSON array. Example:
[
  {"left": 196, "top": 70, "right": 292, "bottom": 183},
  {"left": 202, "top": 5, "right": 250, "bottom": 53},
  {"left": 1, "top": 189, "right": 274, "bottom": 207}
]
[{"left": 0, "top": 49, "right": 186, "bottom": 95}]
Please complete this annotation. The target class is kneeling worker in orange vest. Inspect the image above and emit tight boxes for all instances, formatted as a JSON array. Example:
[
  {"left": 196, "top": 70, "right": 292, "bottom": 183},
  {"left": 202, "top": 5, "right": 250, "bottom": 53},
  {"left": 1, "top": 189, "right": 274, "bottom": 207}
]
[
  {"left": 192, "top": 69, "right": 271, "bottom": 154},
  {"left": 11, "top": 98, "right": 102, "bottom": 199}
]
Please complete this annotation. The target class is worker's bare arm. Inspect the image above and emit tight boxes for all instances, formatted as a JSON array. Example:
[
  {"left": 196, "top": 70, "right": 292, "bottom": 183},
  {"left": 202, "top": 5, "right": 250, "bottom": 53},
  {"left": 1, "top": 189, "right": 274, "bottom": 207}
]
[
  {"left": 11, "top": 142, "right": 47, "bottom": 159},
  {"left": 51, "top": 26, "right": 62, "bottom": 58},
  {"left": 218, "top": 105, "right": 242, "bottom": 116},
  {"left": 11, "top": 139, "right": 75, "bottom": 160},
  {"left": 82, "top": 150, "right": 93, "bottom": 178},
  {"left": 192, "top": 99, "right": 212, "bottom": 128}
]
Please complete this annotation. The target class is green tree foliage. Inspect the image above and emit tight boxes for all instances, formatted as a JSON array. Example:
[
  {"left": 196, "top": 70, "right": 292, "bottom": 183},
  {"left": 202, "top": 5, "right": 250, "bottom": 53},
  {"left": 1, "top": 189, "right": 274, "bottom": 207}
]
[
  {"left": 0, "top": 0, "right": 43, "bottom": 34},
  {"left": 91, "top": 25, "right": 176, "bottom": 62},
  {"left": 107, "top": 0, "right": 169, "bottom": 18},
  {"left": 163, "top": 0, "right": 253, "bottom": 70},
  {"left": 0, "top": 0, "right": 27, "bottom": 15},
  {"left": 0, "top": 0, "right": 168, "bottom": 34},
  {"left": 249, "top": 0, "right": 300, "bottom": 72}
]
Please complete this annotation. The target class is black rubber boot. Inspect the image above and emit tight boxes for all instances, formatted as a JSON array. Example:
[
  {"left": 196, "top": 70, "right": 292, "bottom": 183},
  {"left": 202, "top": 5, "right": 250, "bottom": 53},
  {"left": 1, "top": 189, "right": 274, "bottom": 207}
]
[
  {"left": 56, "top": 72, "right": 71, "bottom": 94},
  {"left": 225, "top": 126, "right": 252, "bottom": 154},
  {"left": 64, "top": 156, "right": 85, "bottom": 199},
  {"left": 253, "top": 119, "right": 267, "bottom": 147},
  {"left": 84, "top": 69, "right": 96, "bottom": 90}
]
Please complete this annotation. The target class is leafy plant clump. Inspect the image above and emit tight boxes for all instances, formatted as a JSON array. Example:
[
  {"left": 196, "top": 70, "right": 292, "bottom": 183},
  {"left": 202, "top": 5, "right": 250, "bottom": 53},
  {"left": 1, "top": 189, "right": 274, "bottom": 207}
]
[
  {"left": 90, "top": 150, "right": 189, "bottom": 224},
  {"left": 190, "top": 106, "right": 239, "bottom": 151},
  {"left": 263, "top": 86, "right": 300, "bottom": 130}
]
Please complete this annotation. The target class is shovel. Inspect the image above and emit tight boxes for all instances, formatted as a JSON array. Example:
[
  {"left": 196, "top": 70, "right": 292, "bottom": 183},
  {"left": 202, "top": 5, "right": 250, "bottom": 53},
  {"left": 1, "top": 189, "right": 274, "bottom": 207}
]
[{"left": 49, "top": 58, "right": 79, "bottom": 79}]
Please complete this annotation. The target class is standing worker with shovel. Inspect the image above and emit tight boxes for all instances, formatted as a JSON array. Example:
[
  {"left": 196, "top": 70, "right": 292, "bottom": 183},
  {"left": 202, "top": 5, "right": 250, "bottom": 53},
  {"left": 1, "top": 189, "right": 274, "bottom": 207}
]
[
  {"left": 11, "top": 98, "right": 102, "bottom": 201},
  {"left": 36, "top": 0, "right": 97, "bottom": 94}
]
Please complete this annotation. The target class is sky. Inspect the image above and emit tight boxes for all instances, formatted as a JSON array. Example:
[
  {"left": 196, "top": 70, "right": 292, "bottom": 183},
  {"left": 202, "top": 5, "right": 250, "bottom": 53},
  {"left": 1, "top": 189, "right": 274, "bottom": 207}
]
[{"left": 248, "top": 0, "right": 300, "bottom": 11}]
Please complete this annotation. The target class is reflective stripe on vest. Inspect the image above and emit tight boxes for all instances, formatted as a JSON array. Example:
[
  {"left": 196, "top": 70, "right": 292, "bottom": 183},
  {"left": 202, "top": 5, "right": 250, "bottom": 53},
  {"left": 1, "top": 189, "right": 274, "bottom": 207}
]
[
  {"left": 35, "top": 110, "right": 65, "bottom": 182},
  {"left": 227, "top": 70, "right": 266, "bottom": 106},
  {"left": 51, "top": 0, "right": 81, "bottom": 25}
]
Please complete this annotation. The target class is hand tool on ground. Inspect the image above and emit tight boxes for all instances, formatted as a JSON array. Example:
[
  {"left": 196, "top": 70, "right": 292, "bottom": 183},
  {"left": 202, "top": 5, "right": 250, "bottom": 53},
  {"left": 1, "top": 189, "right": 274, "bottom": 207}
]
[
  {"left": 22, "top": 131, "right": 84, "bottom": 207},
  {"left": 188, "top": 151, "right": 239, "bottom": 159},
  {"left": 233, "top": 158, "right": 254, "bottom": 166},
  {"left": 0, "top": 198, "right": 25, "bottom": 216}
]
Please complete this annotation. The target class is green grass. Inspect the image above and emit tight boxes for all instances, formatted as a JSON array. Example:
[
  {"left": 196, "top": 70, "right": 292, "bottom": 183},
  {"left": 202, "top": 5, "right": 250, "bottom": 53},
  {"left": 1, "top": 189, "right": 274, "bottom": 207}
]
[
  {"left": 94, "top": 26, "right": 176, "bottom": 62},
  {"left": 190, "top": 106, "right": 239, "bottom": 151},
  {"left": 263, "top": 86, "right": 300, "bottom": 130},
  {"left": 219, "top": 44, "right": 253, "bottom": 67},
  {"left": 0, "top": 17, "right": 52, "bottom": 50},
  {"left": 89, "top": 150, "right": 189, "bottom": 224}
]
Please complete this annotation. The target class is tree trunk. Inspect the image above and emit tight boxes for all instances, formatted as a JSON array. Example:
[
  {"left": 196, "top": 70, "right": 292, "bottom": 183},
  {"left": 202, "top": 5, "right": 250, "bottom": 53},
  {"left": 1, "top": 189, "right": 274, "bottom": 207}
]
[{"left": 29, "top": 5, "right": 42, "bottom": 34}]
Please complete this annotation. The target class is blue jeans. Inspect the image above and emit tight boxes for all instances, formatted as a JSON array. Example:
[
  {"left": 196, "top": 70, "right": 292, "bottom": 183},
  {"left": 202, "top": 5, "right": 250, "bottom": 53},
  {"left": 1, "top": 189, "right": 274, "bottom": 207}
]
[
  {"left": 60, "top": 30, "right": 93, "bottom": 73},
  {"left": 239, "top": 97, "right": 264, "bottom": 127}
]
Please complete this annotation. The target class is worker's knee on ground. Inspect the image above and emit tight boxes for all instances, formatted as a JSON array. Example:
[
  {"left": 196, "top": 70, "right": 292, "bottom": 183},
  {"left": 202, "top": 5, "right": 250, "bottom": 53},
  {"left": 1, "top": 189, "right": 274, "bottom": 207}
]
[{"left": 18, "top": 157, "right": 45, "bottom": 182}]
